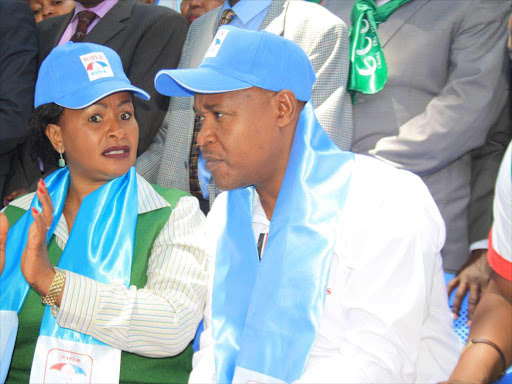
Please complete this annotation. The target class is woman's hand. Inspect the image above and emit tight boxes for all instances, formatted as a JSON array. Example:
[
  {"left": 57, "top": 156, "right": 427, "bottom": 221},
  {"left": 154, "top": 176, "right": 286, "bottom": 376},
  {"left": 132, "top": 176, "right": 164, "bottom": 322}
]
[
  {"left": 21, "top": 180, "right": 56, "bottom": 296},
  {"left": 0, "top": 212, "right": 8, "bottom": 276}
]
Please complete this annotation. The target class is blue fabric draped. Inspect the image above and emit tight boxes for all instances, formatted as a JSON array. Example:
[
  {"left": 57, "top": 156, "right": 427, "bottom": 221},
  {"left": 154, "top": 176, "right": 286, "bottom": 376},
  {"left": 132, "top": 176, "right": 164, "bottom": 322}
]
[
  {"left": 211, "top": 101, "right": 354, "bottom": 383},
  {"left": 0, "top": 167, "right": 138, "bottom": 366}
]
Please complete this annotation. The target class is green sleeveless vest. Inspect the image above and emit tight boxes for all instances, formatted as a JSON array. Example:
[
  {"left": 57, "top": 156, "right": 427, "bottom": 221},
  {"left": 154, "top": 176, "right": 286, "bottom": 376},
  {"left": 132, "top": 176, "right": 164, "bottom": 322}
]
[{"left": 5, "top": 185, "right": 194, "bottom": 384}]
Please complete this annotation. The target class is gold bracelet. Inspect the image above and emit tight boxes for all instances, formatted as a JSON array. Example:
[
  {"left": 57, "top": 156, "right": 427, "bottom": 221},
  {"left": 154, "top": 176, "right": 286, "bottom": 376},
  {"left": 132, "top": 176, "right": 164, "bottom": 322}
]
[{"left": 41, "top": 269, "right": 66, "bottom": 307}]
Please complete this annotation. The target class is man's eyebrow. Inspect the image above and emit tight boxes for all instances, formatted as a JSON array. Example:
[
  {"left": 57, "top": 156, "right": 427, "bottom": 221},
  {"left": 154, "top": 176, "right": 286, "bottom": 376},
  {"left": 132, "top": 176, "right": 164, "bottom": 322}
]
[{"left": 193, "top": 103, "right": 218, "bottom": 113}]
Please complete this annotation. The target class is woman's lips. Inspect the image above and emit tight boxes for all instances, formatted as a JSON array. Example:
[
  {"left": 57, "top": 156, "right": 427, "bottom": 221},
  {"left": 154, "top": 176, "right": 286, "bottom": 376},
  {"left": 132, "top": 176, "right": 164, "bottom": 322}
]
[{"left": 102, "top": 145, "right": 130, "bottom": 159}]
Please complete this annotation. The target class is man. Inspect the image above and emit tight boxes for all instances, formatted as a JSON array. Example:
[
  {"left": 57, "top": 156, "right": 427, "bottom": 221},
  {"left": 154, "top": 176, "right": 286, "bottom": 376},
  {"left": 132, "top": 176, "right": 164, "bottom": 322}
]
[
  {"left": 155, "top": 26, "right": 461, "bottom": 382},
  {"left": 323, "top": 0, "right": 510, "bottom": 316},
  {"left": 37, "top": 0, "right": 188, "bottom": 156},
  {"left": 136, "top": 0, "right": 352, "bottom": 211},
  {"left": 180, "top": 0, "right": 224, "bottom": 24},
  {"left": 0, "top": 0, "right": 38, "bottom": 206}
]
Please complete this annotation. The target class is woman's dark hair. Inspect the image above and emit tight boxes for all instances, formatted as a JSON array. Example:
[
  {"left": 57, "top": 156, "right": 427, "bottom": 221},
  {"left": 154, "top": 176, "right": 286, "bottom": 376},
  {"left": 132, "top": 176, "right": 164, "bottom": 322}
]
[{"left": 29, "top": 103, "right": 65, "bottom": 167}]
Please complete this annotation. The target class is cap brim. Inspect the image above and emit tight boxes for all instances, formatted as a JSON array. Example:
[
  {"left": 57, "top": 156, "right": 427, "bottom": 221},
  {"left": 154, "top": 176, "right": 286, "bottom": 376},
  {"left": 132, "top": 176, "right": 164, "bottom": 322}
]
[
  {"left": 55, "top": 79, "right": 150, "bottom": 109},
  {"left": 154, "top": 68, "right": 251, "bottom": 97}
]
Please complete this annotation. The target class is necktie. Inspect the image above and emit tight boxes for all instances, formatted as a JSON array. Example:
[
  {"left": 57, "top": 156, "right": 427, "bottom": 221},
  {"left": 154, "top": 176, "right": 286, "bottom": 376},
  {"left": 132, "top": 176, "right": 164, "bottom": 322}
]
[
  {"left": 217, "top": 8, "right": 236, "bottom": 27},
  {"left": 70, "top": 10, "right": 97, "bottom": 42},
  {"left": 188, "top": 8, "right": 236, "bottom": 198}
]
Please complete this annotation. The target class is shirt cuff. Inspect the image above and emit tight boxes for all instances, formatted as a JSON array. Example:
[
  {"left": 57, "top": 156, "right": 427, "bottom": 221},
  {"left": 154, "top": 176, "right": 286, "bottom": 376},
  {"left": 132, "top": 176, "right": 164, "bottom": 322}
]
[
  {"left": 469, "top": 239, "right": 488, "bottom": 252},
  {"left": 54, "top": 271, "right": 100, "bottom": 334}
]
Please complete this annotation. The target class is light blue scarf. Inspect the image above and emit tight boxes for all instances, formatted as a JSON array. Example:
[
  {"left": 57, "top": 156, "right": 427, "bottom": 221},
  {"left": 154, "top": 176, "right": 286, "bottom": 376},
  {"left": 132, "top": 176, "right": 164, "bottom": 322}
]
[
  {"left": 211, "top": 101, "right": 354, "bottom": 383},
  {"left": 0, "top": 167, "right": 138, "bottom": 382}
]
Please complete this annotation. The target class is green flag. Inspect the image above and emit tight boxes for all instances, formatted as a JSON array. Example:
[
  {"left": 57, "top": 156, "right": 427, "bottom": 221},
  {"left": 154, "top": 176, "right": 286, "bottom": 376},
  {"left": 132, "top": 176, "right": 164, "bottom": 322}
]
[{"left": 349, "top": 0, "right": 412, "bottom": 96}]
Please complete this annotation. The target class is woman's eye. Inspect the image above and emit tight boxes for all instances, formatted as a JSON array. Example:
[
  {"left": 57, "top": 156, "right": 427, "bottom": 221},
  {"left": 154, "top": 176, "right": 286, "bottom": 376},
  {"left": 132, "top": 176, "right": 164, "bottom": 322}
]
[
  {"left": 53, "top": 0, "right": 63, "bottom": 5},
  {"left": 33, "top": 7, "right": 41, "bottom": 14},
  {"left": 88, "top": 114, "right": 103, "bottom": 123},
  {"left": 120, "top": 112, "right": 132, "bottom": 120}
]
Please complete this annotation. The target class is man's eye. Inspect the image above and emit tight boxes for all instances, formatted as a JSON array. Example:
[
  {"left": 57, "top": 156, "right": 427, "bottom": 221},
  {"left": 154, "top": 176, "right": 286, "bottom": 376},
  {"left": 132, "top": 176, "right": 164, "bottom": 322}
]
[
  {"left": 33, "top": 7, "right": 42, "bottom": 14},
  {"left": 120, "top": 112, "right": 132, "bottom": 120},
  {"left": 88, "top": 115, "right": 103, "bottom": 123},
  {"left": 53, "top": 0, "right": 63, "bottom": 4},
  {"left": 214, "top": 112, "right": 225, "bottom": 119},
  {"left": 195, "top": 115, "right": 205, "bottom": 127}
]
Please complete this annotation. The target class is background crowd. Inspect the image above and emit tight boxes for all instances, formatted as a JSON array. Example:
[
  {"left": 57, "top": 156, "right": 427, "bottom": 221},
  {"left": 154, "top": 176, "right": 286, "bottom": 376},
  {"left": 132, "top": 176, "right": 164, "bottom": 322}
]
[{"left": 0, "top": 0, "right": 511, "bottom": 382}]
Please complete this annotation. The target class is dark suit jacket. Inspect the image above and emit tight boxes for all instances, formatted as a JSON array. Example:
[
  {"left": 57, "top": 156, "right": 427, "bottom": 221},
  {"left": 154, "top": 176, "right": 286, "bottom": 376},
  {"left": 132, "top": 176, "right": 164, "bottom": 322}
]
[
  {"left": 0, "top": 0, "right": 38, "bottom": 199},
  {"left": 37, "top": 0, "right": 188, "bottom": 155}
]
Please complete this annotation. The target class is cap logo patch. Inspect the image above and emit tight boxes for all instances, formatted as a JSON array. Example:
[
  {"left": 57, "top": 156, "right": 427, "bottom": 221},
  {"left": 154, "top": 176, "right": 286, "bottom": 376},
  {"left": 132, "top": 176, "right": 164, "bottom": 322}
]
[
  {"left": 204, "top": 29, "right": 229, "bottom": 59},
  {"left": 80, "top": 52, "right": 114, "bottom": 81}
]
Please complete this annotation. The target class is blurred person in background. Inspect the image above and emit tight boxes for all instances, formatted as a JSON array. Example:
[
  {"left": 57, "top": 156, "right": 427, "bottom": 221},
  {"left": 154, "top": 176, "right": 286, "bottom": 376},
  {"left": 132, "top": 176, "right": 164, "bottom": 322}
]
[
  {"left": 27, "top": 0, "right": 75, "bottom": 23},
  {"left": 324, "top": 0, "right": 510, "bottom": 321},
  {"left": 180, "top": 0, "right": 223, "bottom": 24},
  {"left": 0, "top": 0, "right": 37, "bottom": 207}
]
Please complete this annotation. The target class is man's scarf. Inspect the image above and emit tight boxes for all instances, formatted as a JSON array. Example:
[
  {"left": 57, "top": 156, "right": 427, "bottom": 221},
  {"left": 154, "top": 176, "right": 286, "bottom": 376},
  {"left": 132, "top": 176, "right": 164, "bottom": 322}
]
[
  {"left": 0, "top": 167, "right": 138, "bottom": 383},
  {"left": 211, "top": 101, "right": 354, "bottom": 383},
  {"left": 349, "top": 0, "right": 412, "bottom": 97}
]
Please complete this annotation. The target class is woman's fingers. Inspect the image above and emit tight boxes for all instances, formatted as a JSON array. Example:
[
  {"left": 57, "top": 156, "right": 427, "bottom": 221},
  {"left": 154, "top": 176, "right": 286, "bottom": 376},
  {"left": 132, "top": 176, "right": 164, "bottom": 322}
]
[
  {"left": 27, "top": 207, "right": 47, "bottom": 252},
  {"left": 23, "top": 208, "right": 54, "bottom": 292},
  {"left": 36, "top": 179, "right": 54, "bottom": 229}
]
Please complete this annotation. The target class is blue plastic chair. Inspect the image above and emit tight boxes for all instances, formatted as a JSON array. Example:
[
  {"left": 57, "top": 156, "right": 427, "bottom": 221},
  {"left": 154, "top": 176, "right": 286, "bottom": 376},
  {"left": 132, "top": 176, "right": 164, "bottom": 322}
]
[{"left": 444, "top": 273, "right": 512, "bottom": 383}]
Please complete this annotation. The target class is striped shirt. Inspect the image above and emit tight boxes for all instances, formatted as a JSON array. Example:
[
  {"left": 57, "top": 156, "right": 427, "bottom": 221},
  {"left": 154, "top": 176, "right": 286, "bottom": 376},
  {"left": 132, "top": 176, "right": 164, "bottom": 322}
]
[{"left": 8, "top": 174, "right": 207, "bottom": 357}]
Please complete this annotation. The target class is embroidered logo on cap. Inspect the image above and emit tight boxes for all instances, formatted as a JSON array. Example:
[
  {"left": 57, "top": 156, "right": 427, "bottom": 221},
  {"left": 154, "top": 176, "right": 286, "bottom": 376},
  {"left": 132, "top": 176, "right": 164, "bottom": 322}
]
[
  {"left": 80, "top": 52, "right": 114, "bottom": 81},
  {"left": 204, "top": 29, "right": 229, "bottom": 59}
]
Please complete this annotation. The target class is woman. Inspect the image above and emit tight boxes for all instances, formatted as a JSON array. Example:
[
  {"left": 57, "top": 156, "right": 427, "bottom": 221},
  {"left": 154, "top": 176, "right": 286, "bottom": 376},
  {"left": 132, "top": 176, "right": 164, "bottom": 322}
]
[
  {"left": 27, "top": 0, "right": 75, "bottom": 23},
  {"left": 0, "top": 42, "right": 207, "bottom": 383}
]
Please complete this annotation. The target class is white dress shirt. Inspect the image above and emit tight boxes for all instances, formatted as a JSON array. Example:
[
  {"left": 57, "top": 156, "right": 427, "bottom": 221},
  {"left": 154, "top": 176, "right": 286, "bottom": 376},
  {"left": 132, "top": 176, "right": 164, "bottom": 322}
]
[
  {"left": 191, "top": 154, "right": 462, "bottom": 383},
  {"left": 9, "top": 174, "right": 207, "bottom": 357}
]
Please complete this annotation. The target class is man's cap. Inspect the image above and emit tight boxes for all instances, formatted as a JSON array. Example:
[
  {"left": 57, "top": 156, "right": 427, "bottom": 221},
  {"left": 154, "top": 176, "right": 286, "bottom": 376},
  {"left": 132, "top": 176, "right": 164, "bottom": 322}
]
[
  {"left": 154, "top": 26, "right": 316, "bottom": 101},
  {"left": 35, "top": 42, "right": 150, "bottom": 109}
]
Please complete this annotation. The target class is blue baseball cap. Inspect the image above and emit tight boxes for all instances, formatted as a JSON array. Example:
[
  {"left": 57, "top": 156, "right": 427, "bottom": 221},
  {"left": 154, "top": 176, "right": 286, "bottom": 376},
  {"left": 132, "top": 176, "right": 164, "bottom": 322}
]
[
  {"left": 35, "top": 42, "right": 150, "bottom": 109},
  {"left": 154, "top": 26, "right": 316, "bottom": 101}
]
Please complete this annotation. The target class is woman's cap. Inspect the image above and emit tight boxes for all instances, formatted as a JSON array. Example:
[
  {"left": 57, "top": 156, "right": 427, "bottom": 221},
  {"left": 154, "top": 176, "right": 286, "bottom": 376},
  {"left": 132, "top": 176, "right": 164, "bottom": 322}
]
[
  {"left": 35, "top": 42, "right": 150, "bottom": 109},
  {"left": 154, "top": 26, "right": 316, "bottom": 102}
]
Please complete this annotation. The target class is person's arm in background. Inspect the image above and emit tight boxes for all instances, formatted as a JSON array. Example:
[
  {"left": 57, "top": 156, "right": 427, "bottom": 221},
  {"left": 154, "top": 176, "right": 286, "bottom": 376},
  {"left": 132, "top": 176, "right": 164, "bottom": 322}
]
[
  {"left": 371, "top": 1, "right": 509, "bottom": 177},
  {"left": 449, "top": 141, "right": 512, "bottom": 383},
  {"left": 0, "top": 0, "right": 38, "bottom": 199},
  {"left": 448, "top": 99, "right": 512, "bottom": 321},
  {"left": 449, "top": 273, "right": 512, "bottom": 383}
]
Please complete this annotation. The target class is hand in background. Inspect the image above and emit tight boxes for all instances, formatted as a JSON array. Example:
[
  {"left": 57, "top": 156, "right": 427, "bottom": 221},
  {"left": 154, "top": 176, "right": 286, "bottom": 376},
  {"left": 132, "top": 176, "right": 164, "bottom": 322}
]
[
  {"left": 447, "top": 249, "right": 492, "bottom": 324},
  {"left": 5, "top": 188, "right": 29, "bottom": 203},
  {"left": 0, "top": 212, "right": 8, "bottom": 276}
]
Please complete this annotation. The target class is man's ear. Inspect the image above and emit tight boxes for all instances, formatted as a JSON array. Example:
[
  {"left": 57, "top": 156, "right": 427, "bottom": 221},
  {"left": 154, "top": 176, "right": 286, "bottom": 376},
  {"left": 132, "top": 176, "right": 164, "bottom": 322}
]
[
  {"left": 275, "top": 90, "right": 298, "bottom": 128},
  {"left": 45, "top": 123, "right": 64, "bottom": 153}
]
